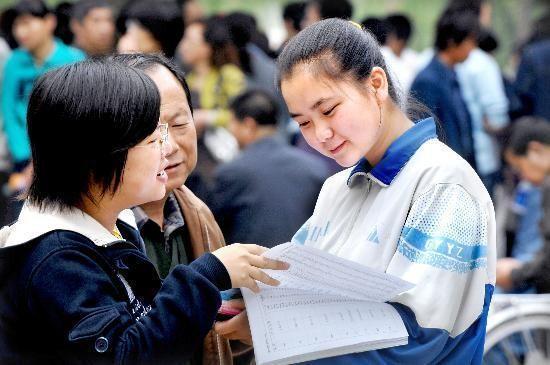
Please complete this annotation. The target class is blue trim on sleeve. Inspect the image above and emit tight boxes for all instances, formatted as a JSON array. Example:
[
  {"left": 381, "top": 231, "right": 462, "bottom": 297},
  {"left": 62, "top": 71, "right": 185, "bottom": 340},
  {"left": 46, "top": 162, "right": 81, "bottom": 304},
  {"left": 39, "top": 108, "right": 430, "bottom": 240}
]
[
  {"left": 398, "top": 227, "right": 488, "bottom": 273},
  {"left": 347, "top": 118, "right": 438, "bottom": 187},
  {"left": 299, "top": 284, "right": 494, "bottom": 365}
]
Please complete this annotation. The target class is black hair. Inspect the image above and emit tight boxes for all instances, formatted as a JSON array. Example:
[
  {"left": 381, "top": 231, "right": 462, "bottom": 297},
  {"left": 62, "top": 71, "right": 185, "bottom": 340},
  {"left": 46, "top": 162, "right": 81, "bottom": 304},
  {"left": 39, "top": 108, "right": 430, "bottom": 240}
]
[
  {"left": 26, "top": 59, "right": 161, "bottom": 210},
  {"left": 54, "top": 2, "right": 74, "bottom": 45},
  {"left": 386, "top": 13, "right": 413, "bottom": 42},
  {"left": 125, "top": 0, "right": 183, "bottom": 58},
  {"left": 278, "top": 18, "right": 400, "bottom": 106},
  {"left": 230, "top": 89, "right": 279, "bottom": 126},
  {"left": 225, "top": 12, "right": 254, "bottom": 74},
  {"left": 505, "top": 117, "right": 550, "bottom": 156},
  {"left": 109, "top": 53, "right": 194, "bottom": 116},
  {"left": 309, "top": 0, "right": 353, "bottom": 20},
  {"left": 199, "top": 16, "right": 239, "bottom": 69},
  {"left": 71, "top": 0, "right": 111, "bottom": 22},
  {"left": 445, "top": 0, "right": 486, "bottom": 16},
  {"left": 478, "top": 27, "right": 498, "bottom": 53},
  {"left": 435, "top": 9, "right": 480, "bottom": 51},
  {"left": 360, "top": 17, "right": 392, "bottom": 45},
  {"left": 283, "top": 2, "right": 306, "bottom": 33},
  {"left": 0, "top": 0, "right": 52, "bottom": 49}
]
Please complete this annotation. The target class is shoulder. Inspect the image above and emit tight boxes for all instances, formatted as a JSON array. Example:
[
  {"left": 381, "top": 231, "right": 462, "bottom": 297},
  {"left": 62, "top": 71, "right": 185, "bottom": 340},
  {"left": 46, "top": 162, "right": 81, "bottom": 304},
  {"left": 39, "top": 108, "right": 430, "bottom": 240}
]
[
  {"left": 173, "top": 185, "right": 214, "bottom": 216},
  {"left": 53, "top": 42, "right": 86, "bottom": 63},
  {"left": 19, "top": 231, "right": 104, "bottom": 283},
  {"left": 405, "top": 140, "right": 490, "bottom": 202},
  {"left": 220, "top": 64, "right": 245, "bottom": 79},
  {"left": 4, "top": 49, "right": 28, "bottom": 68}
]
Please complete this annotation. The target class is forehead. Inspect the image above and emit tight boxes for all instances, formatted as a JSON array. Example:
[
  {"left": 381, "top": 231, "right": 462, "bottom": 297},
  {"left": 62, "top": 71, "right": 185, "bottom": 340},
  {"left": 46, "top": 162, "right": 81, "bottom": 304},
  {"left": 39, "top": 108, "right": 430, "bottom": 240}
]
[
  {"left": 281, "top": 65, "right": 355, "bottom": 109},
  {"left": 84, "top": 7, "right": 113, "bottom": 19}
]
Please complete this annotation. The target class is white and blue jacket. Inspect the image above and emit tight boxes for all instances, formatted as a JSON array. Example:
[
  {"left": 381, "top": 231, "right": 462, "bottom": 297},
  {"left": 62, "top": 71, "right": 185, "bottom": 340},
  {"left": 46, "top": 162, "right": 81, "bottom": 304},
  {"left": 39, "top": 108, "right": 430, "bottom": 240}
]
[{"left": 292, "top": 118, "right": 496, "bottom": 364}]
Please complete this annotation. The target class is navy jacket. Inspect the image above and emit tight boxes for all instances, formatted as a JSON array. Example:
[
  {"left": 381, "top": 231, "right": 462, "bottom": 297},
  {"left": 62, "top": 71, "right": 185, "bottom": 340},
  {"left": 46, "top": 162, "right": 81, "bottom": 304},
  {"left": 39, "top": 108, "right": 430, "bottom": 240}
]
[
  {"left": 514, "top": 39, "right": 550, "bottom": 121},
  {"left": 0, "top": 208, "right": 231, "bottom": 364},
  {"left": 411, "top": 55, "right": 477, "bottom": 169},
  {"left": 211, "top": 136, "right": 329, "bottom": 248}
]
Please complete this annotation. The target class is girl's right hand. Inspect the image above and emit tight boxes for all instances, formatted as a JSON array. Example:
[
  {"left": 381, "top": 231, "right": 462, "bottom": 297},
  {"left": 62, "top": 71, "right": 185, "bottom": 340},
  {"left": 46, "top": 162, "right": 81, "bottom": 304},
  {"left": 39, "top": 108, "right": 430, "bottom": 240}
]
[{"left": 212, "top": 244, "right": 289, "bottom": 293}]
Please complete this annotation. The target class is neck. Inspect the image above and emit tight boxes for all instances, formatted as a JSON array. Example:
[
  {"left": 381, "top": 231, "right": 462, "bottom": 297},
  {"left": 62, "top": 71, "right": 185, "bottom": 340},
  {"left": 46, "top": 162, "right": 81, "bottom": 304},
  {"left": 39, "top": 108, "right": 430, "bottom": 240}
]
[
  {"left": 139, "top": 194, "right": 170, "bottom": 229},
  {"left": 437, "top": 51, "right": 455, "bottom": 67},
  {"left": 243, "top": 126, "right": 277, "bottom": 148},
  {"left": 364, "top": 103, "right": 414, "bottom": 166},
  {"left": 80, "top": 197, "right": 120, "bottom": 233},
  {"left": 194, "top": 60, "right": 211, "bottom": 76},
  {"left": 32, "top": 37, "right": 55, "bottom": 65}
]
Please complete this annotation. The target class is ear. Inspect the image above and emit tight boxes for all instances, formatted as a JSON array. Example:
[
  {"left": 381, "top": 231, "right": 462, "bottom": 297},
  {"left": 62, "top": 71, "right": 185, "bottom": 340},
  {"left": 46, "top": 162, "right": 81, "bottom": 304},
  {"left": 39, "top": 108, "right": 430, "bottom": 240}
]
[
  {"left": 366, "top": 66, "right": 389, "bottom": 105},
  {"left": 527, "top": 140, "right": 545, "bottom": 153},
  {"left": 69, "top": 18, "right": 81, "bottom": 35},
  {"left": 45, "top": 14, "right": 57, "bottom": 33},
  {"left": 243, "top": 116, "right": 257, "bottom": 131}
]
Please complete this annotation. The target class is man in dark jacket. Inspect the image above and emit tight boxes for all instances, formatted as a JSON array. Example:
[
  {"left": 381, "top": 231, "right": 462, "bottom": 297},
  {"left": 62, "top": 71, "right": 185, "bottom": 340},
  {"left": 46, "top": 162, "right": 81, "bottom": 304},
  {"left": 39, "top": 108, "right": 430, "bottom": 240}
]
[
  {"left": 211, "top": 90, "right": 329, "bottom": 248},
  {"left": 410, "top": 9, "right": 478, "bottom": 169}
]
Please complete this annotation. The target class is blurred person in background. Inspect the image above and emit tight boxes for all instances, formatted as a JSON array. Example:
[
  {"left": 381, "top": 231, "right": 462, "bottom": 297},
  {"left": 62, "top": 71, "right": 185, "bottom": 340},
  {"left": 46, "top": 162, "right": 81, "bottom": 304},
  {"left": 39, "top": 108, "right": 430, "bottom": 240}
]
[
  {"left": 177, "top": 0, "right": 204, "bottom": 29},
  {"left": 410, "top": 9, "right": 478, "bottom": 169},
  {"left": 225, "top": 11, "right": 291, "bottom": 139},
  {"left": 179, "top": 16, "right": 245, "bottom": 199},
  {"left": 360, "top": 17, "right": 391, "bottom": 47},
  {"left": 211, "top": 90, "right": 328, "bottom": 248},
  {"left": 381, "top": 13, "right": 419, "bottom": 94},
  {"left": 116, "top": 0, "right": 182, "bottom": 58},
  {"left": 496, "top": 117, "right": 550, "bottom": 293},
  {"left": 514, "top": 12, "right": 550, "bottom": 122},
  {"left": 449, "top": 0, "right": 510, "bottom": 198},
  {"left": 279, "top": 1, "right": 306, "bottom": 53},
  {"left": 302, "top": 0, "right": 353, "bottom": 28},
  {"left": 70, "top": 0, "right": 115, "bottom": 57},
  {"left": 52, "top": 2, "right": 73, "bottom": 45},
  {"left": 0, "top": 0, "right": 84, "bottom": 220},
  {"left": 0, "top": 35, "right": 10, "bottom": 226}
]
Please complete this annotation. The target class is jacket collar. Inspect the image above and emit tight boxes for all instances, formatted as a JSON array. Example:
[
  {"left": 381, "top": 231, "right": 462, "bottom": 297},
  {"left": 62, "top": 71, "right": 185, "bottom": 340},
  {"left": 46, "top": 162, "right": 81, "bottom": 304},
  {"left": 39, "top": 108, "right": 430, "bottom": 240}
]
[
  {"left": 347, "top": 118, "right": 438, "bottom": 187},
  {"left": 1, "top": 202, "right": 137, "bottom": 249}
]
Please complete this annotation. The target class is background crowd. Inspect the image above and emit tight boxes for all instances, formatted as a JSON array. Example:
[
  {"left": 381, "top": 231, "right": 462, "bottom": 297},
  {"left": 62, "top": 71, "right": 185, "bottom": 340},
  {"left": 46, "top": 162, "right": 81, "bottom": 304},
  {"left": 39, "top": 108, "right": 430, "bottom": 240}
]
[{"left": 0, "top": 0, "right": 548, "bottom": 306}]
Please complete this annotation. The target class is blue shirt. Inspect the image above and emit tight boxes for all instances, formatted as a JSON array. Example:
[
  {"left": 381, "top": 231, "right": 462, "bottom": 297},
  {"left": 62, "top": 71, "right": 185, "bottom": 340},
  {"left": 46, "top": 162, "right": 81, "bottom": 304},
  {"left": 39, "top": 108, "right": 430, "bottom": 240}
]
[
  {"left": 456, "top": 49, "right": 509, "bottom": 175},
  {"left": 411, "top": 55, "right": 477, "bottom": 170},
  {"left": 1, "top": 39, "right": 85, "bottom": 163}
]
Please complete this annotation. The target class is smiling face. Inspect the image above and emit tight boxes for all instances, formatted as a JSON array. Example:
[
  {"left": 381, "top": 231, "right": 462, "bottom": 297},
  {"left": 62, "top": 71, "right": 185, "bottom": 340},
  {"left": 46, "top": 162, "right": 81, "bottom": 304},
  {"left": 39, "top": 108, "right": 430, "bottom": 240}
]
[
  {"left": 119, "top": 125, "right": 170, "bottom": 207},
  {"left": 281, "top": 65, "right": 384, "bottom": 168},
  {"left": 146, "top": 65, "right": 197, "bottom": 193}
]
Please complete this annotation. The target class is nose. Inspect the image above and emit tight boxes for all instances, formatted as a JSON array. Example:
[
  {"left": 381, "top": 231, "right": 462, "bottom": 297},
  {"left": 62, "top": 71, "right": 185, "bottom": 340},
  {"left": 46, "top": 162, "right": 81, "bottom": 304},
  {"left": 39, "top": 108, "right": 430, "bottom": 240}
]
[
  {"left": 161, "top": 139, "right": 173, "bottom": 157},
  {"left": 314, "top": 120, "right": 333, "bottom": 142}
]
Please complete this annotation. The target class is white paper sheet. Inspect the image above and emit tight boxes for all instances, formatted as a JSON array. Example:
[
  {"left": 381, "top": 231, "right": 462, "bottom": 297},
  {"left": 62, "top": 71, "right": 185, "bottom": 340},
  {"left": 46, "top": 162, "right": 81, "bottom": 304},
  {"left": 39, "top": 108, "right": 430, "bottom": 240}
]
[{"left": 243, "top": 243, "right": 414, "bottom": 365}]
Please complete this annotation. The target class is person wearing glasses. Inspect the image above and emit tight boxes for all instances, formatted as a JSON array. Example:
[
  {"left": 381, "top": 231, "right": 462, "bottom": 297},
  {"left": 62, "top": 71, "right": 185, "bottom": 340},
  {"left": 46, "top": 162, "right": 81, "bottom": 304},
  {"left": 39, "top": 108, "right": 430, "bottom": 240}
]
[
  {"left": 111, "top": 53, "right": 255, "bottom": 363},
  {"left": 0, "top": 59, "right": 287, "bottom": 364}
]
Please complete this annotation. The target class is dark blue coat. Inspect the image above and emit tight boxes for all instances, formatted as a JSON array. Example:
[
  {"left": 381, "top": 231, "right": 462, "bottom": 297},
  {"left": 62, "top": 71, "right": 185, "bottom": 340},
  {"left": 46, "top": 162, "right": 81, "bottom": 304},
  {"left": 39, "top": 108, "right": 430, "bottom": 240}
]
[
  {"left": 211, "top": 136, "right": 329, "bottom": 248},
  {"left": 0, "top": 219, "right": 230, "bottom": 364},
  {"left": 411, "top": 56, "right": 477, "bottom": 169}
]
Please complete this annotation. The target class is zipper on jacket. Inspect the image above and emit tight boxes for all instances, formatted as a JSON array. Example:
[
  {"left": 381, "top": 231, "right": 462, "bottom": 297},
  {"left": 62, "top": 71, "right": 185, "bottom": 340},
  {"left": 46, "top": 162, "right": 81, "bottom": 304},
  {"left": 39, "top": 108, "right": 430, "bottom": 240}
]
[{"left": 336, "top": 179, "right": 372, "bottom": 255}]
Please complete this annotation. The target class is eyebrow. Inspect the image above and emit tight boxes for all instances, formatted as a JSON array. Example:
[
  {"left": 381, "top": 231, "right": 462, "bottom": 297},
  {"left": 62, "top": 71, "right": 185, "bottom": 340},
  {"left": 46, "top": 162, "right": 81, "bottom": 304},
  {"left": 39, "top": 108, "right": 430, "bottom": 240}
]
[{"left": 290, "top": 97, "right": 333, "bottom": 118}]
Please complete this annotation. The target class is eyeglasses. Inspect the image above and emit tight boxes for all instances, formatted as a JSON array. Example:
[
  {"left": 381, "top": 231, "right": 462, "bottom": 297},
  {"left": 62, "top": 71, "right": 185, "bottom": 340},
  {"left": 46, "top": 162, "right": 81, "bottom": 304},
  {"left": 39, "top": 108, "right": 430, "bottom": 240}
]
[{"left": 134, "top": 123, "right": 170, "bottom": 152}]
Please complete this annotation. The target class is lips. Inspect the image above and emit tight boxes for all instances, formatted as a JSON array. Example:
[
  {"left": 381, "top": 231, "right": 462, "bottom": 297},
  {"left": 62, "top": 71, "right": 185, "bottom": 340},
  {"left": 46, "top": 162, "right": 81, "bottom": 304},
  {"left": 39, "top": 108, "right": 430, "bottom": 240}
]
[
  {"left": 165, "top": 161, "right": 182, "bottom": 171},
  {"left": 329, "top": 141, "right": 346, "bottom": 154}
]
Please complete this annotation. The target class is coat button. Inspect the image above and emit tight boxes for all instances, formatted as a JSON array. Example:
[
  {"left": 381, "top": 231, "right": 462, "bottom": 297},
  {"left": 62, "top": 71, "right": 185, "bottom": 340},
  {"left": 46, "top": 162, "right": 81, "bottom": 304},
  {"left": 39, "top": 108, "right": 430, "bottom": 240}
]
[{"left": 95, "top": 337, "right": 109, "bottom": 353}]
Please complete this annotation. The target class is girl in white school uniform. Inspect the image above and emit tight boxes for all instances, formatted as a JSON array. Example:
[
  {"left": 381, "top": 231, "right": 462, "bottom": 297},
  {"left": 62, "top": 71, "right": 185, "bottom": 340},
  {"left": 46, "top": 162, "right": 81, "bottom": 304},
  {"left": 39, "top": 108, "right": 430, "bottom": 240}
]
[{"left": 279, "top": 18, "right": 496, "bottom": 364}]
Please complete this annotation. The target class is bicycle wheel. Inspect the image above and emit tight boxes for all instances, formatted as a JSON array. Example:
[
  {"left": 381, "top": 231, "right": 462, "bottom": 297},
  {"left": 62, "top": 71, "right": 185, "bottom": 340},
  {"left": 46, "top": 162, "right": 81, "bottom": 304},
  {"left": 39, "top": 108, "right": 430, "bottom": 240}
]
[{"left": 484, "top": 294, "right": 550, "bottom": 365}]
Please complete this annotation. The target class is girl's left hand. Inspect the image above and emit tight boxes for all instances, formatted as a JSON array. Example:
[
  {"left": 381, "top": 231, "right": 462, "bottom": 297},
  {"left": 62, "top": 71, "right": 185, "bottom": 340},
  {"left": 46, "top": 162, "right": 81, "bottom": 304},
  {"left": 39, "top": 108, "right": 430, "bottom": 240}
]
[{"left": 214, "top": 299, "right": 252, "bottom": 345}]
